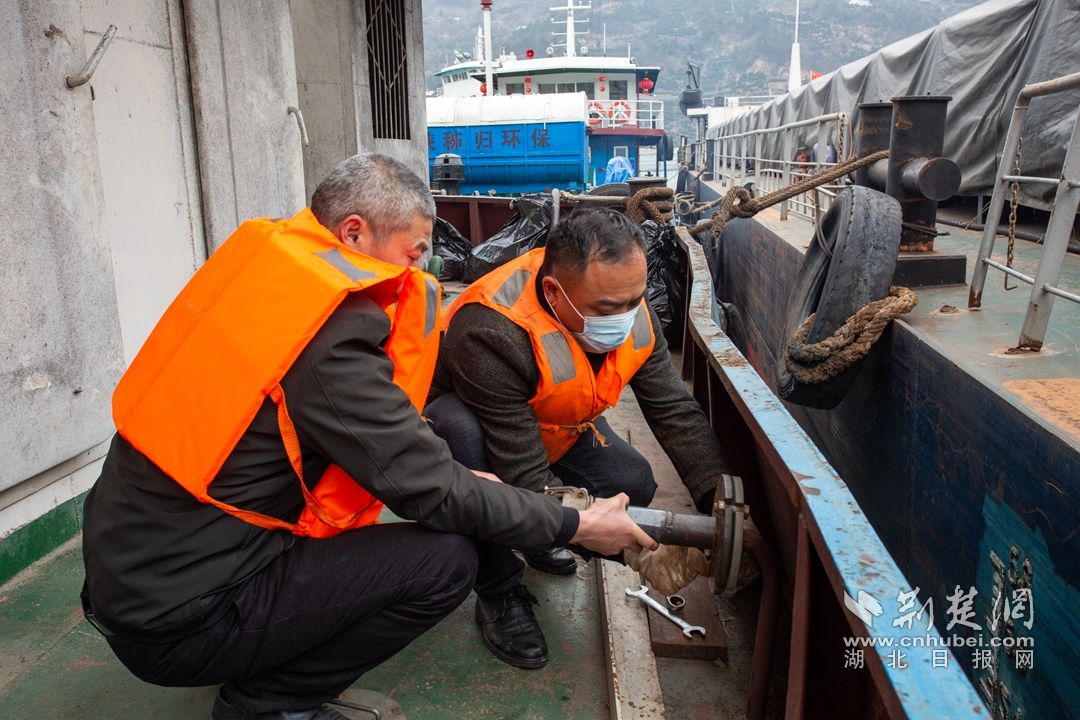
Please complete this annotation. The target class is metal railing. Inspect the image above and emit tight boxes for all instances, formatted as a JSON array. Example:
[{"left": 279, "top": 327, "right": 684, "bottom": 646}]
[
  {"left": 703, "top": 112, "right": 852, "bottom": 221},
  {"left": 968, "top": 70, "right": 1080, "bottom": 350},
  {"left": 587, "top": 98, "right": 664, "bottom": 130}
]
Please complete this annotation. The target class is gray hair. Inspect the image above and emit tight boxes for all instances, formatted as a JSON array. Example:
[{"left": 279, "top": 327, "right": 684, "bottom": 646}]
[{"left": 310, "top": 153, "right": 435, "bottom": 239}]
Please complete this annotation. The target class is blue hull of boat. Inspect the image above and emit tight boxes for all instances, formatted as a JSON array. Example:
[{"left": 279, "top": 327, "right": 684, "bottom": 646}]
[{"left": 708, "top": 211, "right": 1080, "bottom": 719}]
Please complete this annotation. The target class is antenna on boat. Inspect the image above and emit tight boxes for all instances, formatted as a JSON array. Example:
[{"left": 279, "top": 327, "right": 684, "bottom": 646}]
[
  {"left": 787, "top": 0, "right": 802, "bottom": 92},
  {"left": 550, "top": 2, "right": 591, "bottom": 58},
  {"left": 481, "top": 0, "right": 494, "bottom": 95}
]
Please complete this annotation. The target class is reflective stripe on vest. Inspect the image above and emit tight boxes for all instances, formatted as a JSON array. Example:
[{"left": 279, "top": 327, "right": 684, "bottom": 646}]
[
  {"left": 446, "top": 248, "right": 655, "bottom": 462},
  {"left": 112, "top": 208, "right": 441, "bottom": 538}
]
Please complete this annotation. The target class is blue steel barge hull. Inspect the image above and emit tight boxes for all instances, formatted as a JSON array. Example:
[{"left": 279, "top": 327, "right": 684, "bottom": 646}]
[{"left": 699, "top": 193, "right": 1080, "bottom": 719}]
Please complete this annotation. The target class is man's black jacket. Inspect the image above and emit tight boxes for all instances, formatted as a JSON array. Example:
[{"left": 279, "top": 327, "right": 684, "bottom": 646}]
[{"left": 83, "top": 293, "right": 577, "bottom": 633}]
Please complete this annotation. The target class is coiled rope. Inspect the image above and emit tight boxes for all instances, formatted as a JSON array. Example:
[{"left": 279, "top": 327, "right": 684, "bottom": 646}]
[{"left": 625, "top": 186, "right": 675, "bottom": 225}]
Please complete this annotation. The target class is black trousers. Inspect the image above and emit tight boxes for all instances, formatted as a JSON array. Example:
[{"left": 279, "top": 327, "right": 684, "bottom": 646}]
[
  {"left": 99, "top": 524, "right": 477, "bottom": 714},
  {"left": 424, "top": 394, "right": 656, "bottom": 598}
]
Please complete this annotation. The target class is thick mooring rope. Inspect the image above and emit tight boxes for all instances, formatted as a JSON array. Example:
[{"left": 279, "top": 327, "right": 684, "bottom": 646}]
[
  {"left": 687, "top": 149, "right": 890, "bottom": 238},
  {"left": 625, "top": 185, "right": 675, "bottom": 225},
  {"left": 784, "top": 286, "right": 919, "bottom": 383},
  {"left": 674, "top": 149, "right": 914, "bottom": 381}
]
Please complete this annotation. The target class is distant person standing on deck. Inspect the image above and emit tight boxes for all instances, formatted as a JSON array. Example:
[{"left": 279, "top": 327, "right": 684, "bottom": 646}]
[
  {"left": 426, "top": 207, "right": 730, "bottom": 670},
  {"left": 80, "top": 154, "right": 654, "bottom": 720}
]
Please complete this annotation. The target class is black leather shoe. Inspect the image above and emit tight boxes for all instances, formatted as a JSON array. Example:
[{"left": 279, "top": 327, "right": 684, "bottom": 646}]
[
  {"left": 523, "top": 546, "right": 578, "bottom": 575},
  {"left": 212, "top": 688, "right": 364, "bottom": 720},
  {"left": 475, "top": 586, "right": 549, "bottom": 669}
]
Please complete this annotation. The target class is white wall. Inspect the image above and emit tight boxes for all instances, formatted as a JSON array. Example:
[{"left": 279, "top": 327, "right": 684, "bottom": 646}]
[
  {"left": 82, "top": 0, "right": 206, "bottom": 362},
  {"left": 0, "top": 0, "right": 125, "bottom": 496},
  {"left": 0, "top": 0, "right": 430, "bottom": 544},
  {"left": 0, "top": 452, "right": 105, "bottom": 540}
]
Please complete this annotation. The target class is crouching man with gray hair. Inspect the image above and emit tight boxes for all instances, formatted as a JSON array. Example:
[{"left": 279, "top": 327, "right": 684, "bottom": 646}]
[{"left": 80, "top": 154, "right": 655, "bottom": 720}]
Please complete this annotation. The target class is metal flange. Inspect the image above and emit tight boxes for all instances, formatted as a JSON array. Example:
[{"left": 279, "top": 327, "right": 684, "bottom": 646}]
[{"left": 713, "top": 473, "right": 748, "bottom": 595}]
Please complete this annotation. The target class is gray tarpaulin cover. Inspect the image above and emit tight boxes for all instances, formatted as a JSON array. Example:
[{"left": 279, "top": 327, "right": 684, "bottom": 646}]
[{"left": 708, "top": 0, "right": 1080, "bottom": 210}]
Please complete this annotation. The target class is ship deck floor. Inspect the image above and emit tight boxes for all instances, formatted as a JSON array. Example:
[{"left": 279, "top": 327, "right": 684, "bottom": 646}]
[
  {"left": 733, "top": 199, "right": 1080, "bottom": 449},
  {"left": 0, "top": 390, "right": 770, "bottom": 719},
  {"left": 904, "top": 214, "right": 1080, "bottom": 448}
]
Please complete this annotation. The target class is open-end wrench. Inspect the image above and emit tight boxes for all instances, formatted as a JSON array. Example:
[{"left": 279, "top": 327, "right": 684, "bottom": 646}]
[{"left": 625, "top": 585, "right": 706, "bottom": 638}]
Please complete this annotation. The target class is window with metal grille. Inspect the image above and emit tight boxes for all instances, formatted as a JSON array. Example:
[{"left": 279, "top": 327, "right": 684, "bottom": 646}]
[{"left": 366, "top": 0, "right": 410, "bottom": 139}]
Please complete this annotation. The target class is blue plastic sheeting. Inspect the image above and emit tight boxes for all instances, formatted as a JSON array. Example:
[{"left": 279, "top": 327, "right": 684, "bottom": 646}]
[
  {"left": 428, "top": 121, "right": 587, "bottom": 195},
  {"left": 604, "top": 156, "right": 635, "bottom": 183}
]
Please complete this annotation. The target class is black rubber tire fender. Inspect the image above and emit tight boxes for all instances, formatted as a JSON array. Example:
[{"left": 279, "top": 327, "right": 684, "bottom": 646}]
[
  {"left": 776, "top": 186, "right": 902, "bottom": 410},
  {"left": 719, "top": 301, "right": 747, "bottom": 353}
]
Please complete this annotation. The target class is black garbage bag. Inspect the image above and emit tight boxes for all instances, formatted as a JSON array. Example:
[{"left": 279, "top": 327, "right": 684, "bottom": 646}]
[
  {"left": 464, "top": 195, "right": 553, "bottom": 282},
  {"left": 431, "top": 216, "right": 472, "bottom": 282},
  {"left": 642, "top": 220, "right": 687, "bottom": 344}
]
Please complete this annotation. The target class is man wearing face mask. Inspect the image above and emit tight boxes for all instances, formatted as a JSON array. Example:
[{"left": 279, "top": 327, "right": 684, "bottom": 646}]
[{"left": 426, "top": 207, "right": 729, "bottom": 670}]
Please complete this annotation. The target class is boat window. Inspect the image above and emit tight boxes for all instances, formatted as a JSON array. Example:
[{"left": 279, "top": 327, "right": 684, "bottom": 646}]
[
  {"left": 538, "top": 83, "right": 557, "bottom": 94},
  {"left": 609, "top": 80, "right": 628, "bottom": 100},
  {"left": 576, "top": 82, "right": 595, "bottom": 99},
  {"left": 557, "top": 83, "right": 576, "bottom": 93},
  {"left": 613, "top": 145, "right": 629, "bottom": 157},
  {"left": 504, "top": 83, "right": 524, "bottom": 95}
]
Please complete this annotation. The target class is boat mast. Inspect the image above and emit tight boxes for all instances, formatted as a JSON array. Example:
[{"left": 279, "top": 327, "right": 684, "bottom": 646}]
[
  {"left": 550, "top": 2, "right": 590, "bottom": 58},
  {"left": 481, "top": 0, "right": 494, "bottom": 94},
  {"left": 788, "top": 0, "right": 802, "bottom": 92}
]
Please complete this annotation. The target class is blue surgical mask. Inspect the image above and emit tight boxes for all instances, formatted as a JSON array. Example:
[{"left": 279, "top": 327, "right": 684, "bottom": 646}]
[{"left": 552, "top": 279, "right": 641, "bottom": 353}]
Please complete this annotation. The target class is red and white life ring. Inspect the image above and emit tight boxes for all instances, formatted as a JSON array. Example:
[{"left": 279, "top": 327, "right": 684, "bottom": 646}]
[
  {"left": 610, "top": 100, "right": 632, "bottom": 125},
  {"left": 587, "top": 101, "right": 606, "bottom": 126}
]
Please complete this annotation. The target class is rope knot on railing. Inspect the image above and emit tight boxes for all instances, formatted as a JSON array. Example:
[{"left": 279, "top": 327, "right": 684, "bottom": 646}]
[
  {"left": 784, "top": 285, "right": 918, "bottom": 384},
  {"left": 705, "top": 185, "right": 756, "bottom": 235},
  {"left": 688, "top": 149, "right": 891, "bottom": 238},
  {"left": 625, "top": 186, "right": 675, "bottom": 225}
]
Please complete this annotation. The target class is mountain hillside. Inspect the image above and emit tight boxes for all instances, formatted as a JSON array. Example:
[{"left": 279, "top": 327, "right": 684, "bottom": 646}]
[{"left": 423, "top": 0, "right": 983, "bottom": 133}]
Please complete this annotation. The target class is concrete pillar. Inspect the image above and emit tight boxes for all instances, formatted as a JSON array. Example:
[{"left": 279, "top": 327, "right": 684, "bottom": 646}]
[
  {"left": 183, "top": 0, "right": 306, "bottom": 251},
  {"left": 290, "top": 0, "right": 429, "bottom": 195},
  {"left": 291, "top": 0, "right": 359, "bottom": 202}
]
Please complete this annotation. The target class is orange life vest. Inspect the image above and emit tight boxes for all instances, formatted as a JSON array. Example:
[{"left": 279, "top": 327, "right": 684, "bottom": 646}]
[
  {"left": 446, "top": 248, "right": 655, "bottom": 463},
  {"left": 112, "top": 209, "right": 441, "bottom": 538}
]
